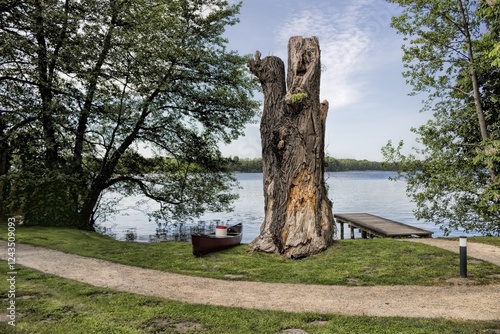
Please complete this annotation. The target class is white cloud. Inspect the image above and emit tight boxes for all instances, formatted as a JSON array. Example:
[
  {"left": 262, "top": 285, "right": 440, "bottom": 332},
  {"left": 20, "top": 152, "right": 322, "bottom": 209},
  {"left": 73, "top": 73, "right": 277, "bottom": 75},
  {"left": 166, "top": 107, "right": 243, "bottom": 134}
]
[
  {"left": 222, "top": 0, "right": 426, "bottom": 160},
  {"left": 275, "top": 0, "right": 397, "bottom": 108}
]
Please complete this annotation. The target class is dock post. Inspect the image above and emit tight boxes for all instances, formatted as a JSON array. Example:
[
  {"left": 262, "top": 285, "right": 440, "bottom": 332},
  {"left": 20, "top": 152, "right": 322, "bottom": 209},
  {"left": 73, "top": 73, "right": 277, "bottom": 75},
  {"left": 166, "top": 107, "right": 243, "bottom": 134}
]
[{"left": 340, "top": 222, "right": 344, "bottom": 240}]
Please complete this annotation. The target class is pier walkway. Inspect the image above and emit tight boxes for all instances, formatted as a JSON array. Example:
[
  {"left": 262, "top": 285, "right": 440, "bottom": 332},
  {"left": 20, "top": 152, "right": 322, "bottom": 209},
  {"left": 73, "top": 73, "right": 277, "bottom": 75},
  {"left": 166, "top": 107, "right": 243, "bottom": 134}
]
[{"left": 334, "top": 213, "right": 433, "bottom": 239}]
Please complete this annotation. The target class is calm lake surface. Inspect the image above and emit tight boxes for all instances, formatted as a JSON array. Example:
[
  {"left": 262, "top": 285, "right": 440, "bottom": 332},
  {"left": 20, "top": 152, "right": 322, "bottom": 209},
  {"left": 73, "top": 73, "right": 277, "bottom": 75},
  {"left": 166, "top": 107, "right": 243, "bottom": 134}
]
[{"left": 98, "top": 171, "right": 469, "bottom": 243}]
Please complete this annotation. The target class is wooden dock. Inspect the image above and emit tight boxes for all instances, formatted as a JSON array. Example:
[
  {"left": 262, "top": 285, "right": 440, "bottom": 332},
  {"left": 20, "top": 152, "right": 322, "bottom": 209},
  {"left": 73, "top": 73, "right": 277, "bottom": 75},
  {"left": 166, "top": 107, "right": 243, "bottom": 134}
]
[{"left": 334, "top": 213, "right": 433, "bottom": 239}]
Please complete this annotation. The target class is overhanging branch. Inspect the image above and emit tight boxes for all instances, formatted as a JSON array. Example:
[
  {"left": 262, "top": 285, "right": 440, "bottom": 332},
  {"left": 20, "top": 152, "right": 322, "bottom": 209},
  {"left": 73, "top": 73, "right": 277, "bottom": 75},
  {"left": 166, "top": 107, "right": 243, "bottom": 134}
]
[{"left": 105, "top": 175, "right": 182, "bottom": 205}]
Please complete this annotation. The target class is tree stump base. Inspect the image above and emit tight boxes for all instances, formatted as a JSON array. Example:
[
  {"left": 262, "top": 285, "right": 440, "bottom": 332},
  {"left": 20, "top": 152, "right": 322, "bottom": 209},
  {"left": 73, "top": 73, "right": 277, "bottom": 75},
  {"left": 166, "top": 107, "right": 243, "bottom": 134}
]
[{"left": 248, "top": 36, "right": 335, "bottom": 258}]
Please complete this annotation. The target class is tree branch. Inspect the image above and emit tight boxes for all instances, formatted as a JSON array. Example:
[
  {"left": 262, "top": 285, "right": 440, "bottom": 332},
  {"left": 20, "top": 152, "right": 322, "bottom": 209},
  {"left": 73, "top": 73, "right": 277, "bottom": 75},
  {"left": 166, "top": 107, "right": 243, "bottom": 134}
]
[{"left": 104, "top": 175, "right": 182, "bottom": 205}]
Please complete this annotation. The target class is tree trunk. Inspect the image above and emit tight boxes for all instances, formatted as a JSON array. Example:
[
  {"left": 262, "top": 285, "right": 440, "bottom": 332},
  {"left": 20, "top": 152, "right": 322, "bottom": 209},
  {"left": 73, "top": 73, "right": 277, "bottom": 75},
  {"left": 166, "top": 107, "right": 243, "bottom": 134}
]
[
  {"left": 458, "top": 0, "right": 497, "bottom": 183},
  {"left": 247, "top": 36, "right": 335, "bottom": 258},
  {"left": 0, "top": 121, "right": 9, "bottom": 217}
]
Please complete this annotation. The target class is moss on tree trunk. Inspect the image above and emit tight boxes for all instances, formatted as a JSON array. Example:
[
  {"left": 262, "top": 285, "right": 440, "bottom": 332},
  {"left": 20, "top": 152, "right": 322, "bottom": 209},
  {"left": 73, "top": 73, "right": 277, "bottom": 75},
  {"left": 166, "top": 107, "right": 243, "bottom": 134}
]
[{"left": 247, "top": 36, "right": 335, "bottom": 258}]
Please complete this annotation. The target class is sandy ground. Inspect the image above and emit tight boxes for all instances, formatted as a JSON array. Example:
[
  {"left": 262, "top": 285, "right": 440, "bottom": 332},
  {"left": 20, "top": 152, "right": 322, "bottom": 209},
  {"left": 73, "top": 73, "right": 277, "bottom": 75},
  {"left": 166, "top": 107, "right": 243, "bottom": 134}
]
[{"left": 1, "top": 239, "right": 499, "bottom": 321}]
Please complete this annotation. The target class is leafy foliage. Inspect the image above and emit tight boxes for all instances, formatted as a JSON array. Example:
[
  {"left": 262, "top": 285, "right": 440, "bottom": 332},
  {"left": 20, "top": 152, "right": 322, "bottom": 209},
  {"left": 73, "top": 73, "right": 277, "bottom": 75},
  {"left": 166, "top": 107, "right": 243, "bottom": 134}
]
[
  {"left": 289, "top": 92, "right": 308, "bottom": 104},
  {"left": 384, "top": 0, "right": 500, "bottom": 236},
  {"left": 478, "top": 0, "right": 500, "bottom": 66},
  {"left": 0, "top": 0, "right": 260, "bottom": 229}
]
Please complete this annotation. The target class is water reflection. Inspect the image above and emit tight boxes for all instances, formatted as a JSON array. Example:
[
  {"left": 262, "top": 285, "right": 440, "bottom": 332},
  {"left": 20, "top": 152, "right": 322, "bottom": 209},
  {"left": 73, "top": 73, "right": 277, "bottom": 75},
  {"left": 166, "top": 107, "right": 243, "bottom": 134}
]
[
  {"left": 99, "top": 220, "right": 241, "bottom": 242},
  {"left": 97, "top": 171, "right": 469, "bottom": 243}
]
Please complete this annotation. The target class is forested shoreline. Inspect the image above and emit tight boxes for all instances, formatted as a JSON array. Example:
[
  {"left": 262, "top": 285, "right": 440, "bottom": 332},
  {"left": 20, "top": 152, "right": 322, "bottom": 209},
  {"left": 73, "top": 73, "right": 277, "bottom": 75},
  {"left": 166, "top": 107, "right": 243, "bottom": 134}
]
[{"left": 227, "top": 157, "right": 398, "bottom": 173}]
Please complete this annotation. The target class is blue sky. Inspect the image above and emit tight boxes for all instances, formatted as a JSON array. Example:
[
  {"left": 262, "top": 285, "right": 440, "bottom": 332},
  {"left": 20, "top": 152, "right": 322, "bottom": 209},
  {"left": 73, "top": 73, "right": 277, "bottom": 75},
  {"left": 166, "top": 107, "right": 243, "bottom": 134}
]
[{"left": 219, "top": 0, "right": 431, "bottom": 161}]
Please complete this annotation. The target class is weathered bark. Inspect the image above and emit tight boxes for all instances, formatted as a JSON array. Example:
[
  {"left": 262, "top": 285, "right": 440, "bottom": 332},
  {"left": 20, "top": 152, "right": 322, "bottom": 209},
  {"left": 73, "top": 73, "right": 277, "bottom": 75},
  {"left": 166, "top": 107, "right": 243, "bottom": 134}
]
[{"left": 247, "top": 36, "right": 335, "bottom": 258}]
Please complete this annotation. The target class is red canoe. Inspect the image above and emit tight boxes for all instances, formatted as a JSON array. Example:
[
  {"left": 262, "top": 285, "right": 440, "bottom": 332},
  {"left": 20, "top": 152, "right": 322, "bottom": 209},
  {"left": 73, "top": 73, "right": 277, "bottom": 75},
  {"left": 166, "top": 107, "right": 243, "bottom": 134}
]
[{"left": 191, "top": 223, "right": 243, "bottom": 256}]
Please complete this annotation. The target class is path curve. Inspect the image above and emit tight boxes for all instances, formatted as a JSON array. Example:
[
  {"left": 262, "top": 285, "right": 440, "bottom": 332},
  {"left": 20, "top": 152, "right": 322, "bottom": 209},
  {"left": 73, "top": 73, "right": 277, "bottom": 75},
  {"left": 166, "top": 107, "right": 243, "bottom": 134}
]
[
  {"left": 1, "top": 241, "right": 499, "bottom": 321},
  {"left": 401, "top": 238, "right": 500, "bottom": 266}
]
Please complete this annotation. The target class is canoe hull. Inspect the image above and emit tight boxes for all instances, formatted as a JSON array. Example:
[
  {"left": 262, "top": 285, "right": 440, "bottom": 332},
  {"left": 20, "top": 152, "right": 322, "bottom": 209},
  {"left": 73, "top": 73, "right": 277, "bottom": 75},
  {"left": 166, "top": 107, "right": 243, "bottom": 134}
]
[{"left": 191, "top": 223, "right": 242, "bottom": 256}]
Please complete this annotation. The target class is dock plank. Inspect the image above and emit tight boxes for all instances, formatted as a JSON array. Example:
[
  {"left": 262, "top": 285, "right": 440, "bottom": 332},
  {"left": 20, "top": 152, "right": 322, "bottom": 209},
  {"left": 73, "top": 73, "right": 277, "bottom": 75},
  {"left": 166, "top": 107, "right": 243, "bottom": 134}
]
[{"left": 334, "top": 213, "right": 433, "bottom": 239}]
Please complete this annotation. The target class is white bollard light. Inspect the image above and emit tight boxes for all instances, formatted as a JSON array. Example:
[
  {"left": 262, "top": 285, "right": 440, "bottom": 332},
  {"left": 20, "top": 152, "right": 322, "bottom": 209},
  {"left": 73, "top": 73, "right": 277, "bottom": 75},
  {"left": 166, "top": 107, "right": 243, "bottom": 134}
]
[{"left": 459, "top": 236, "right": 467, "bottom": 278}]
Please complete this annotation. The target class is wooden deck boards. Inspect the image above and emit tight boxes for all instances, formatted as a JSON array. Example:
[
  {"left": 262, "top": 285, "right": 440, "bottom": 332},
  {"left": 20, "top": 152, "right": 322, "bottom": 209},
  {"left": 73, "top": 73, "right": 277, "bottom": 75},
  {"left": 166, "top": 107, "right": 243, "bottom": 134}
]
[{"left": 334, "top": 213, "right": 433, "bottom": 239}]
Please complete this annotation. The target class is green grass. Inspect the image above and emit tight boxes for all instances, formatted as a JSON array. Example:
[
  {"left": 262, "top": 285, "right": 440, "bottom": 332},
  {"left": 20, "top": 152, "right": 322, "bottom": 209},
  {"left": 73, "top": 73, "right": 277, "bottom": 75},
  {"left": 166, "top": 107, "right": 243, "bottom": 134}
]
[
  {"left": 467, "top": 236, "right": 500, "bottom": 247},
  {"left": 1, "top": 262, "right": 499, "bottom": 334},
  {"left": 1, "top": 225, "right": 500, "bottom": 286},
  {"left": 443, "top": 236, "right": 500, "bottom": 247},
  {"left": 1, "top": 225, "right": 500, "bottom": 333}
]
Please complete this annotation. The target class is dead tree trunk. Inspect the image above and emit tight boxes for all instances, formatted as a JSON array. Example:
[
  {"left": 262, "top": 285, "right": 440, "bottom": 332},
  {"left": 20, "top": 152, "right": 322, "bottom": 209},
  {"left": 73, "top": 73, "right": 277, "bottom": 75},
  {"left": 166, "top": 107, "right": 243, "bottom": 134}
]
[{"left": 247, "top": 36, "right": 335, "bottom": 258}]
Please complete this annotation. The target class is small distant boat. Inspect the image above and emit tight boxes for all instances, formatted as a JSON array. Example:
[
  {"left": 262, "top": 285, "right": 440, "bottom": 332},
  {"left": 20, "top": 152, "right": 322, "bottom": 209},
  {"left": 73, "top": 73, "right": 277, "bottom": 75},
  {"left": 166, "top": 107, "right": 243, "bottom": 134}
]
[{"left": 191, "top": 223, "right": 243, "bottom": 256}]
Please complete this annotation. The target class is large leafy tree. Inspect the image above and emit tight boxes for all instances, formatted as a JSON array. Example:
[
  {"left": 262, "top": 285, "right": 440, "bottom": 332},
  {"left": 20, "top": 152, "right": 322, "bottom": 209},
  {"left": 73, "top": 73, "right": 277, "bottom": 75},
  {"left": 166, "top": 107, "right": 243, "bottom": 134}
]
[
  {"left": 0, "top": 0, "right": 260, "bottom": 230},
  {"left": 480, "top": 0, "right": 500, "bottom": 66},
  {"left": 383, "top": 0, "right": 500, "bottom": 235}
]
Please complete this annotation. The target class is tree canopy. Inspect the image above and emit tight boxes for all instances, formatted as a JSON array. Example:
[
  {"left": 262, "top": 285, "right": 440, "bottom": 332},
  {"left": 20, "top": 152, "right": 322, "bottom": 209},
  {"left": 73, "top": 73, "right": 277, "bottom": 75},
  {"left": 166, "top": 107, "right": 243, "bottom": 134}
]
[
  {"left": 384, "top": 0, "right": 500, "bottom": 235},
  {"left": 0, "top": 0, "right": 260, "bottom": 230},
  {"left": 480, "top": 0, "right": 500, "bottom": 66}
]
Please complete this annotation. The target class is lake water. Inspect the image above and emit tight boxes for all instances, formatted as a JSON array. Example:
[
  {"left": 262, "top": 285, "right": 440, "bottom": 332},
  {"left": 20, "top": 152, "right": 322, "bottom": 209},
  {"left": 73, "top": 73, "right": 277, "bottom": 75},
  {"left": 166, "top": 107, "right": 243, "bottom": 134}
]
[{"left": 98, "top": 171, "right": 469, "bottom": 243}]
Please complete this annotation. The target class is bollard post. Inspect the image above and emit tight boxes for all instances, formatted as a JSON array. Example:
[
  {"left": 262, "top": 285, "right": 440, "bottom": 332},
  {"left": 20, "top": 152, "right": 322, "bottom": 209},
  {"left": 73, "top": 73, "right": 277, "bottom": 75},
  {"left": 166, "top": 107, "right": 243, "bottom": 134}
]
[{"left": 459, "top": 236, "right": 467, "bottom": 278}]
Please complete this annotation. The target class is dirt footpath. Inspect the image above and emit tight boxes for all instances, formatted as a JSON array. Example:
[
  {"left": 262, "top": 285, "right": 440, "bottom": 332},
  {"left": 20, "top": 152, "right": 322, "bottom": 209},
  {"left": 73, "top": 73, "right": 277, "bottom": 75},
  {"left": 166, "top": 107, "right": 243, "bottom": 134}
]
[{"left": 1, "top": 240, "right": 499, "bottom": 321}]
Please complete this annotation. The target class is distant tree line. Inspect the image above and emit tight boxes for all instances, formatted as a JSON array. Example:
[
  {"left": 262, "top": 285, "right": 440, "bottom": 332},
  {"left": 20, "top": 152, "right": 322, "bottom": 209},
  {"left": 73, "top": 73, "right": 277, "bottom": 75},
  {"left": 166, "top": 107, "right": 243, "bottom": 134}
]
[
  {"left": 324, "top": 157, "right": 398, "bottom": 172},
  {"left": 227, "top": 156, "right": 398, "bottom": 173}
]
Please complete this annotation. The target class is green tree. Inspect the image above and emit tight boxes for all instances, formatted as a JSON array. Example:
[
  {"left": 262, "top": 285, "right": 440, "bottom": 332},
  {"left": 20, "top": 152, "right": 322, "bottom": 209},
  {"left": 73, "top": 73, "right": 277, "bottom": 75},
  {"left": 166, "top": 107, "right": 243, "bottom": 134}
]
[
  {"left": 384, "top": 0, "right": 500, "bottom": 235},
  {"left": 0, "top": 0, "right": 260, "bottom": 230},
  {"left": 479, "top": 0, "right": 500, "bottom": 66}
]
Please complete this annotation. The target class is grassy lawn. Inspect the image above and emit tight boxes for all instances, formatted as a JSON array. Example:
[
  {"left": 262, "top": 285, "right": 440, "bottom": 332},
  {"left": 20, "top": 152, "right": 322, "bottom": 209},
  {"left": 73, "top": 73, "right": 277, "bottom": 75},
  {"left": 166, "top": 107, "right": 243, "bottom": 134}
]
[
  {"left": 1, "top": 225, "right": 499, "bottom": 333},
  {"left": 1, "top": 225, "right": 499, "bottom": 286},
  {"left": 1, "top": 261, "right": 499, "bottom": 334},
  {"left": 466, "top": 236, "right": 500, "bottom": 247}
]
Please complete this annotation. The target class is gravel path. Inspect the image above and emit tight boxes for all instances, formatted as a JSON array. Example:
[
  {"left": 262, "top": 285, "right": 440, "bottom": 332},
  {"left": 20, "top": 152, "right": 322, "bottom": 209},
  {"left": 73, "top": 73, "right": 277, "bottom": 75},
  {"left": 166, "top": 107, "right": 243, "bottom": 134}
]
[{"left": 1, "top": 240, "right": 499, "bottom": 321}]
